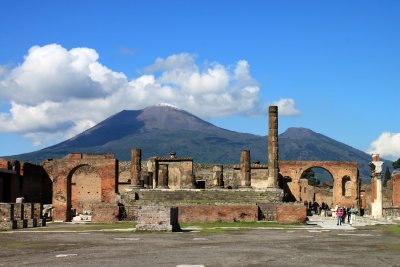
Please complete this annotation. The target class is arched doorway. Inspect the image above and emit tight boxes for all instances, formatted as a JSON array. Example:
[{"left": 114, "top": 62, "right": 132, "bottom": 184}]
[
  {"left": 299, "top": 167, "right": 334, "bottom": 210},
  {"left": 67, "top": 165, "right": 101, "bottom": 220}
]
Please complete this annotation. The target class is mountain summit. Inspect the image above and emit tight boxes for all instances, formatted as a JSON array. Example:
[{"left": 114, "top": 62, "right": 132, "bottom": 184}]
[{"left": 5, "top": 105, "right": 376, "bottom": 179}]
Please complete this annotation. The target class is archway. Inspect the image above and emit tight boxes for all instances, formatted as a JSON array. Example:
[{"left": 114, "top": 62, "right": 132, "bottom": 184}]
[
  {"left": 300, "top": 167, "right": 334, "bottom": 211},
  {"left": 67, "top": 164, "right": 101, "bottom": 220}
]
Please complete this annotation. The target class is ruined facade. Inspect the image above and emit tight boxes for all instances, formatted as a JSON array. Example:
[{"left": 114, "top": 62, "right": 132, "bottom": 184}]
[
  {"left": 0, "top": 105, "right": 373, "bottom": 224},
  {"left": 43, "top": 154, "right": 118, "bottom": 222}
]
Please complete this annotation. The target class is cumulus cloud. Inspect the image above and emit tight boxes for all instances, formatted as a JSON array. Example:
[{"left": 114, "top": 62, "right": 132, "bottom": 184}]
[
  {"left": 368, "top": 132, "right": 400, "bottom": 161},
  {"left": 271, "top": 98, "right": 300, "bottom": 116},
  {"left": 0, "top": 44, "right": 277, "bottom": 146}
]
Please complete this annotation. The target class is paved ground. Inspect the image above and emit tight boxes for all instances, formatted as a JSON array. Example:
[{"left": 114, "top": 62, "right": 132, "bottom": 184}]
[{"left": 1, "top": 222, "right": 400, "bottom": 267}]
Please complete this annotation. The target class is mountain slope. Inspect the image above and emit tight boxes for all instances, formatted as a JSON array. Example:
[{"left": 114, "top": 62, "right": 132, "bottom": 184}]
[{"left": 4, "top": 105, "right": 382, "bottom": 181}]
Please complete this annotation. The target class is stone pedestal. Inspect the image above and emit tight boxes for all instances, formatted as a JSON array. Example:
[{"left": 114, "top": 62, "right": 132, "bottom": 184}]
[{"left": 136, "top": 206, "right": 179, "bottom": 231}]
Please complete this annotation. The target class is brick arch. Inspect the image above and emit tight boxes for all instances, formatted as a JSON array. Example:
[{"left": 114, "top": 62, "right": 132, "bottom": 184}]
[
  {"left": 43, "top": 154, "right": 117, "bottom": 221},
  {"left": 279, "top": 161, "right": 359, "bottom": 207},
  {"left": 67, "top": 164, "right": 104, "bottom": 220}
]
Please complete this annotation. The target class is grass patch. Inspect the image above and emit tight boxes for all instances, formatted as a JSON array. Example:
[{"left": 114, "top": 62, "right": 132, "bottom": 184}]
[
  {"left": 180, "top": 221, "right": 303, "bottom": 230},
  {"left": 25, "top": 221, "right": 136, "bottom": 232}
]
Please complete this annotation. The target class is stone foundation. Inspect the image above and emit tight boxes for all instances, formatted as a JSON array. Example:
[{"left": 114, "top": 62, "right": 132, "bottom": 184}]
[
  {"left": 276, "top": 204, "right": 307, "bottom": 224},
  {"left": 0, "top": 203, "right": 44, "bottom": 230},
  {"left": 178, "top": 204, "right": 258, "bottom": 223},
  {"left": 91, "top": 204, "right": 119, "bottom": 223}
]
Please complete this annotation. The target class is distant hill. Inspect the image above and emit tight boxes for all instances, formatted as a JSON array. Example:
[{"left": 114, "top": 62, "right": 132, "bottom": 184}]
[{"left": 3, "top": 105, "right": 387, "bottom": 183}]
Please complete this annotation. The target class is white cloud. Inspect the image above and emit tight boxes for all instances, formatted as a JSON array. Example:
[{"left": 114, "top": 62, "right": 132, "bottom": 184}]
[
  {"left": 0, "top": 43, "right": 297, "bottom": 147},
  {"left": 271, "top": 98, "right": 300, "bottom": 116},
  {"left": 368, "top": 132, "right": 400, "bottom": 161}
]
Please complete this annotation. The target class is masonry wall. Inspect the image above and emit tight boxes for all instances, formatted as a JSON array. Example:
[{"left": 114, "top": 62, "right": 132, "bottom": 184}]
[
  {"left": 276, "top": 204, "right": 307, "bottom": 224},
  {"left": 393, "top": 173, "right": 400, "bottom": 207},
  {"left": 178, "top": 204, "right": 258, "bottom": 223}
]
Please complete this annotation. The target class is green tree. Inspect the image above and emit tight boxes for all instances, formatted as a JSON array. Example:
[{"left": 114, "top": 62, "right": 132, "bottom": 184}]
[
  {"left": 383, "top": 166, "right": 391, "bottom": 187},
  {"left": 301, "top": 169, "right": 315, "bottom": 179},
  {"left": 393, "top": 158, "right": 400, "bottom": 169}
]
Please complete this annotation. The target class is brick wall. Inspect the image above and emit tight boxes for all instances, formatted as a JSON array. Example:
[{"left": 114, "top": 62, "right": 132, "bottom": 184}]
[
  {"left": 276, "top": 204, "right": 307, "bottom": 224},
  {"left": 91, "top": 204, "right": 119, "bottom": 223},
  {"left": 393, "top": 173, "right": 400, "bottom": 206},
  {"left": 178, "top": 204, "right": 258, "bottom": 223}
]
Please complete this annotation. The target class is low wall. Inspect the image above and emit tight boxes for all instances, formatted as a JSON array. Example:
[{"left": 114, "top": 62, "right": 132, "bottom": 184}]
[
  {"left": 91, "top": 204, "right": 119, "bottom": 223},
  {"left": 276, "top": 204, "right": 307, "bottom": 224},
  {"left": 178, "top": 204, "right": 258, "bottom": 223},
  {"left": 122, "top": 189, "right": 283, "bottom": 205},
  {"left": 0, "top": 203, "right": 44, "bottom": 230}
]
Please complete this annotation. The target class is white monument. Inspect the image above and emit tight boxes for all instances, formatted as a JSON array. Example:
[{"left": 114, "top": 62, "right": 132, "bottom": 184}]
[{"left": 369, "top": 154, "right": 384, "bottom": 219}]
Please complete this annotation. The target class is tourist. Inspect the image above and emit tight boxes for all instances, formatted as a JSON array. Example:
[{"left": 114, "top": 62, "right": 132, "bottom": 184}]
[
  {"left": 347, "top": 207, "right": 351, "bottom": 223},
  {"left": 341, "top": 207, "right": 346, "bottom": 224},
  {"left": 336, "top": 207, "right": 343, "bottom": 225},
  {"left": 349, "top": 206, "right": 357, "bottom": 225}
]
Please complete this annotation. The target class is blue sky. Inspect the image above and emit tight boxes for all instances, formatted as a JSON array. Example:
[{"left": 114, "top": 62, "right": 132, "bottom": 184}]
[{"left": 0, "top": 0, "right": 399, "bottom": 160}]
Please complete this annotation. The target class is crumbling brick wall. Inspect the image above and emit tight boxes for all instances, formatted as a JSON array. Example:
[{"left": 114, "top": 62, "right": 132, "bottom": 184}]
[
  {"left": 276, "top": 203, "right": 307, "bottom": 224},
  {"left": 178, "top": 204, "right": 258, "bottom": 223}
]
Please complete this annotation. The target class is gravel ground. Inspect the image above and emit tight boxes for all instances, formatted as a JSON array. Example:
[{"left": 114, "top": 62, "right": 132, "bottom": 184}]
[{"left": 1, "top": 225, "right": 399, "bottom": 267}]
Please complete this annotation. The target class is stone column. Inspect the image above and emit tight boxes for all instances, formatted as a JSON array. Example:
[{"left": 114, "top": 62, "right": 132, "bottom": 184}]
[
  {"left": 130, "top": 148, "right": 142, "bottom": 188},
  {"left": 268, "top": 106, "right": 279, "bottom": 188},
  {"left": 240, "top": 150, "right": 251, "bottom": 188},
  {"left": 212, "top": 165, "right": 224, "bottom": 188},
  {"left": 369, "top": 154, "right": 383, "bottom": 218},
  {"left": 157, "top": 164, "right": 169, "bottom": 189}
]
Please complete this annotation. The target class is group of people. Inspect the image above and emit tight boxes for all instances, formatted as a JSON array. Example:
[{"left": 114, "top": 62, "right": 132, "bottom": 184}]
[
  {"left": 335, "top": 206, "right": 357, "bottom": 225},
  {"left": 304, "top": 201, "right": 330, "bottom": 216}
]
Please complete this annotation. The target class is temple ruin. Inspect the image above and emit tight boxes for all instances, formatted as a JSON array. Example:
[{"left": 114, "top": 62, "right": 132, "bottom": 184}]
[{"left": 3, "top": 105, "right": 398, "bottom": 229}]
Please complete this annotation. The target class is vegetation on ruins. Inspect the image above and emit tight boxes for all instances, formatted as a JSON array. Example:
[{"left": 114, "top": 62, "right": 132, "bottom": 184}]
[{"left": 384, "top": 166, "right": 391, "bottom": 187}]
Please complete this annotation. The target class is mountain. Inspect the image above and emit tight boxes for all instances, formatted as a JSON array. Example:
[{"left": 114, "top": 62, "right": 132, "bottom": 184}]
[{"left": 3, "top": 105, "right": 385, "bottom": 182}]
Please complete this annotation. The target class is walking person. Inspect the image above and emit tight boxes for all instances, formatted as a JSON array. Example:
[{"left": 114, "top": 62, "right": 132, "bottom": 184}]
[{"left": 336, "top": 207, "right": 343, "bottom": 226}]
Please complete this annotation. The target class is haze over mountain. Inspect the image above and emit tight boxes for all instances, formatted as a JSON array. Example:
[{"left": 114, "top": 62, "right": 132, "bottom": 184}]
[{"left": 3, "top": 104, "right": 384, "bottom": 182}]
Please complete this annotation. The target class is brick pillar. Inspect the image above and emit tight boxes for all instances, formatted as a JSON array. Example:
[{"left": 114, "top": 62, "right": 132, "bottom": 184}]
[
  {"left": 240, "top": 150, "right": 251, "bottom": 188},
  {"left": 392, "top": 171, "right": 400, "bottom": 206},
  {"left": 130, "top": 148, "right": 142, "bottom": 188},
  {"left": 157, "top": 164, "right": 169, "bottom": 189},
  {"left": 268, "top": 106, "right": 279, "bottom": 187}
]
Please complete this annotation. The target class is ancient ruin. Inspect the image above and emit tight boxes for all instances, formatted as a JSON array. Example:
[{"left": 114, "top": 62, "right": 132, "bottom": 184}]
[{"left": 3, "top": 105, "right": 399, "bottom": 230}]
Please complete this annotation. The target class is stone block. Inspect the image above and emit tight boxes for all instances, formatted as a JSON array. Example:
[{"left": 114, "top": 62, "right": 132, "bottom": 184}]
[
  {"left": 0, "top": 220, "right": 13, "bottom": 230},
  {"left": 136, "top": 206, "right": 179, "bottom": 231},
  {"left": 23, "top": 203, "right": 34, "bottom": 219},
  {"left": 33, "top": 203, "right": 42, "bottom": 219},
  {"left": 12, "top": 220, "right": 24, "bottom": 229},
  {"left": 0, "top": 203, "right": 13, "bottom": 221},
  {"left": 13, "top": 203, "right": 23, "bottom": 220}
]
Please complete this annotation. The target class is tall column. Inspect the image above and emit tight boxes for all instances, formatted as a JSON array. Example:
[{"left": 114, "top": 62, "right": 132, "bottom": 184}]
[
  {"left": 130, "top": 148, "right": 142, "bottom": 188},
  {"left": 157, "top": 164, "right": 169, "bottom": 189},
  {"left": 268, "top": 106, "right": 279, "bottom": 187},
  {"left": 240, "top": 150, "right": 251, "bottom": 188},
  {"left": 369, "top": 154, "right": 383, "bottom": 218}
]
